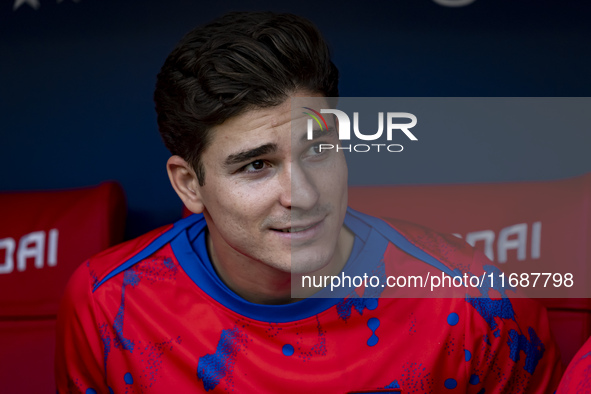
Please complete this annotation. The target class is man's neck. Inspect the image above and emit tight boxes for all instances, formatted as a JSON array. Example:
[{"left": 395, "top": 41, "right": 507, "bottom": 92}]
[{"left": 205, "top": 226, "right": 355, "bottom": 305}]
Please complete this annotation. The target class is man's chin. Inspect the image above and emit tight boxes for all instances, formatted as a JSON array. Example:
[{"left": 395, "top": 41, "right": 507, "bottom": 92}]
[{"left": 288, "top": 251, "right": 335, "bottom": 276}]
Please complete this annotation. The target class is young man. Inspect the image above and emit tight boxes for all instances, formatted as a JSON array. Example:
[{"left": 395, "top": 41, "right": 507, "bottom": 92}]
[{"left": 55, "top": 12, "right": 563, "bottom": 393}]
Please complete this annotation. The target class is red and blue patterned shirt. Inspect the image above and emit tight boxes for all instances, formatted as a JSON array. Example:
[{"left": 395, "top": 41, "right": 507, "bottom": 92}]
[{"left": 55, "top": 208, "right": 562, "bottom": 393}]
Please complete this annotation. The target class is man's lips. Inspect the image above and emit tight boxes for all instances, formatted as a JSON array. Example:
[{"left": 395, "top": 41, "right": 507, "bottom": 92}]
[
  {"left": 270, "top": 218, "right": 325, "bottom": 233},
  {"left": 272, "top": 222, "right": 320, "bottom": 233}
]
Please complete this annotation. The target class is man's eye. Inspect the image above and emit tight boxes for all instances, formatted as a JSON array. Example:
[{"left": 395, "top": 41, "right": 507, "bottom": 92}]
[
  {"left": 308, "top": 143, "right": 324, "bottom": 156},
  {"left": 243, "top": 160, "right": 266, "bottom": 172}
]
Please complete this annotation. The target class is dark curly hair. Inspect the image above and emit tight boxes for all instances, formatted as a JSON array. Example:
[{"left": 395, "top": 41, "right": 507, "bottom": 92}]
[{"left": 154, "top": 11, "right": 339, "bottom": 185}]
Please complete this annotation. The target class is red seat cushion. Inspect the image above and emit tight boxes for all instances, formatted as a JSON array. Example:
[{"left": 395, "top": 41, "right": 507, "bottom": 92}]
[
  {"left": 0, "top": 182, "right": 125, "bottom": 317},
  {"left": 0, "top": 182, "right": 126, "bottom": 393}
]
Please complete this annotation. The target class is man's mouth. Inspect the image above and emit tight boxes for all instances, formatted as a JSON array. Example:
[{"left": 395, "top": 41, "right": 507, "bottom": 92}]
[{"left": 277, "top": 223, "right": 317, "bottom": 233}]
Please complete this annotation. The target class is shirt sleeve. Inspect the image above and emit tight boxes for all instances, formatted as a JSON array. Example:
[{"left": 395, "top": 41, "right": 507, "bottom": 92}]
[{"left": 55, "top": 261, "right": 108, "bottom": 393}]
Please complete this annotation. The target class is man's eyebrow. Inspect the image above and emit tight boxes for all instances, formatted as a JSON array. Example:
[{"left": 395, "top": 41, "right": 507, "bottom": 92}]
[
  {"left": 302, "top": 126, "right": 337, "bottom": 142},
  {"left": 224, "top": 143, "right": 278, "bottom": 167}
]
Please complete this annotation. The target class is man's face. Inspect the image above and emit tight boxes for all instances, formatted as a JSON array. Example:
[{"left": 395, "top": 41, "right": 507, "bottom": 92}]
[{"left": 196, "top": 92, "right": 348, "bottom": 275}]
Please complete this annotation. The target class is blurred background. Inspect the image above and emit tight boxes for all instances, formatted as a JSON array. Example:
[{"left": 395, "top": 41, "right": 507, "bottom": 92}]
[{"left": 2, "top": 0, "right": 590, "bottom": 238}]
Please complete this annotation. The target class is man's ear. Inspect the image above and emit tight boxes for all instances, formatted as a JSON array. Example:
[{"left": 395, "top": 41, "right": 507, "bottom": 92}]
[{"left": 166, "top": 155, "right": 205, "bottom": 214}]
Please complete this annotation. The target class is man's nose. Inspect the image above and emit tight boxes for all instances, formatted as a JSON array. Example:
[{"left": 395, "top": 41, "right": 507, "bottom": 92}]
[{"left": 278, "top": 162, "right": 319, "bottom": 210}]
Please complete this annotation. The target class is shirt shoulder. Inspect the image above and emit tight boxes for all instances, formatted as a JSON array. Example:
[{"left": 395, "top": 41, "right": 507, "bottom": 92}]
[
  {"left": 86, "top": 224, "right": 174, "bottom": 289},
  {"left": 383, "top": 216, "right": 478, "bottom": 273},
  {"left": 347, "top": 208, "right": 479, "bottom": 280}
]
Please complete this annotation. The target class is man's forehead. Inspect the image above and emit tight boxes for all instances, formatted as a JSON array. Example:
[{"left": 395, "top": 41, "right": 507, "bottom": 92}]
[{"left": 218, "top": 101, "right": 292, "bottom": 132}]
